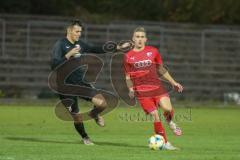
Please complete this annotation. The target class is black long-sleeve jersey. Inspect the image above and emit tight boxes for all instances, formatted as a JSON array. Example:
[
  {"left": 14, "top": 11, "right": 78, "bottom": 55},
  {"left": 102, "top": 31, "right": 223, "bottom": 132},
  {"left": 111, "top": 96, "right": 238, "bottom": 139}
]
[{"left": 51, "top": 38, "right": 105, "bottom": 84}]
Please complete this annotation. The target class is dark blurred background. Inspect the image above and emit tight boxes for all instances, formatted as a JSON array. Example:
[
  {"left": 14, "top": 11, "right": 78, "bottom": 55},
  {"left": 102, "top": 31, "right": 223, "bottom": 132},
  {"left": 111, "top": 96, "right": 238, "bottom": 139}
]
[
  {"left": 0, "top": 0, "right": 240, "bottom": 104},
  {"left": 1, "top": 0, "right": 240, "bottom": 24}
]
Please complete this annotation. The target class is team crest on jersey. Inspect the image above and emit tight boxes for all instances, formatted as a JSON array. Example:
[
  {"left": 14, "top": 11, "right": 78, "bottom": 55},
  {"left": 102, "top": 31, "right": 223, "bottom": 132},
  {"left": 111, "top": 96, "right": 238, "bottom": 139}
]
[
  {"left": 130, "top": 57, "right": 135, "bottom": 60},
  {"left": 146, "top": 52, "right": 152, "bottom": 57}
]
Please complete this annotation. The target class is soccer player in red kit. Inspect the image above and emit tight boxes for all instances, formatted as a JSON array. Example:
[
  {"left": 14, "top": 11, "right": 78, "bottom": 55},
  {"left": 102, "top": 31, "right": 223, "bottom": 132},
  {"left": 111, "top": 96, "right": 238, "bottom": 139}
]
[{"left": 124, "top": 27, "right": 183, "bottom": 150}]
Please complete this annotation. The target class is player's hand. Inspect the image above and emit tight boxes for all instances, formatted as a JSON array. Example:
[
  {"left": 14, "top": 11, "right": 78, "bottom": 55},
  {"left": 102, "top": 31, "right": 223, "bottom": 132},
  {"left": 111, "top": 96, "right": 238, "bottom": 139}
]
[
  {"left": 65, "top": 47, "right": 80, "bottom": 59},
  {"left": 117, "top": 40, "right": 134, "bottom": 52},
  {"left": 173, "top": 82, "right": 183, "bottom": 93},
  {"left": 70, "top": 47, "right": 80, "bottom": 55},
  {"left": 128, "top": 90, "right": 135, "bottom": 99}
]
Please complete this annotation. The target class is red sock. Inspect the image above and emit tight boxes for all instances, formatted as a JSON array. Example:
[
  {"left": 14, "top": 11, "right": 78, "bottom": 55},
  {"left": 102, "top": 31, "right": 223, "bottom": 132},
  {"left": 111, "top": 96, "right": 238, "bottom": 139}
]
[
  {"left": 154, "top": 121, "right": 167, "bottom": 143},
  {"left": 163, "top": 109, "right": 174, "bottom": 123}
]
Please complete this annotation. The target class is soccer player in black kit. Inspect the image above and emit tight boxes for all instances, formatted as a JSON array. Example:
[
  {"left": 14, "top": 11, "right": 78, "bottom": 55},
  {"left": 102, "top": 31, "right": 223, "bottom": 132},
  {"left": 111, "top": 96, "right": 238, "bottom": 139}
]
[{"left": 51, "top": 20, "right": 125, "bottom": 145}]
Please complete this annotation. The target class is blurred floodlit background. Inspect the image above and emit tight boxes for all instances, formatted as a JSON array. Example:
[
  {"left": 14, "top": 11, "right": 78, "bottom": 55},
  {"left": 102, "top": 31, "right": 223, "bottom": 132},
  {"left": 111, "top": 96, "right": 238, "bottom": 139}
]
[{"left": 0, "top": 0, "right": 240, "bottom": 105}]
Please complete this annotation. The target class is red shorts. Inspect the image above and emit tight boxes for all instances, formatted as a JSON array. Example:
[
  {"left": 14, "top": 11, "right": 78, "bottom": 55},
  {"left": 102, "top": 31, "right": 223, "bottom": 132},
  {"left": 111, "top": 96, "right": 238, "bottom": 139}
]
[{"left": 137, "top": 94, "right": 169, "bottom": 114}]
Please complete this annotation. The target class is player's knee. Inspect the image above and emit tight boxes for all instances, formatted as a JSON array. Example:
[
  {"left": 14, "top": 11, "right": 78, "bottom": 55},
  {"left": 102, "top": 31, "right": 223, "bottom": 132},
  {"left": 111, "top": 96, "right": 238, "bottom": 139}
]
[
  {"left": 161, "top": 105, "right": 172, "bottom": 112},
  {"left": 92, "top": 94, "right": 107, "bottom": 107},
  {"left": 163, "top": 106, "right": 172, "bottom": 112},
  {"left": 92, "top": 98, "right": 107, "bottom": 107}
]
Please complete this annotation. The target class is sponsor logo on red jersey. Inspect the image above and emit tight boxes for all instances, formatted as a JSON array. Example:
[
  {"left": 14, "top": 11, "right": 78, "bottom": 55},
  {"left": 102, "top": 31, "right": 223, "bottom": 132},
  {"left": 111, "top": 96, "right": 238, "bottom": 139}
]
[{"left": 134, "top": 60, "right": 152, "bottom": 68}]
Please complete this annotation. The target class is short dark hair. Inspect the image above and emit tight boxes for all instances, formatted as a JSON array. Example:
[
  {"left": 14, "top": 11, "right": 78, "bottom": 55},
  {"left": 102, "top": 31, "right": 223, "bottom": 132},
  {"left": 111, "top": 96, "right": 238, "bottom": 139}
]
[
  {"left": 66, "top": 19, "right": 83, "bottom": 30},
  {"left": 65, "top": 19, "right": 83, "bottom": 34},
  {"left": 69, "top": 19, "right": 83, "bottom": 27}
]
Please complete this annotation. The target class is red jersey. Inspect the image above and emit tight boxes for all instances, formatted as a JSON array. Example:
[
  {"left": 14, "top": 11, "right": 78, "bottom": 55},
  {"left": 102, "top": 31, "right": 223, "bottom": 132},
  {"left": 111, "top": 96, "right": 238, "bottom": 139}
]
[{"left": 124, "top": 46, "right": 167, "bottom": 98}]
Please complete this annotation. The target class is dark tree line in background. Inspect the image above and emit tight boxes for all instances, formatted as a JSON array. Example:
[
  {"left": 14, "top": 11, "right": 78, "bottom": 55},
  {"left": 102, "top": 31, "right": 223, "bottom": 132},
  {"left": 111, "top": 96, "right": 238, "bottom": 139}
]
[{"left": 1, "top": 0, "right": 240, "bottom": 24}]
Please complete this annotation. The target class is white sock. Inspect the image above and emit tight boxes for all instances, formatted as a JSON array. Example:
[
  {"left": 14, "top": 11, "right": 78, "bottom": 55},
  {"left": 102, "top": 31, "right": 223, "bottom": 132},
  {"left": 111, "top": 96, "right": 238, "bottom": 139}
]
[{"left": 169, "top": 121, "right": 177, "bottom": 130}]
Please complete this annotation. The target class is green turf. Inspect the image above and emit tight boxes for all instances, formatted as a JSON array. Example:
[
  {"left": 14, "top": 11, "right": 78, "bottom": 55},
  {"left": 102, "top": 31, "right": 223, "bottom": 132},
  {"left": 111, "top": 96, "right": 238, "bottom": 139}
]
[{"left": 0, "top": 103, "right": 240, "bottom": 160}]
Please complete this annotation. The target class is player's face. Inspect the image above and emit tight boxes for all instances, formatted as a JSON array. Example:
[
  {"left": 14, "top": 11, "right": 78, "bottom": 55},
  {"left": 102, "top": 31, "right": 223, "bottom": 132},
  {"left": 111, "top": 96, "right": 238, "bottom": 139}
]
[
  {"left": 69, "top": 25, "right": 82, "bottom": 42},
  {"left": 132, "top": 31, "right": 147, "bottom": 49}
]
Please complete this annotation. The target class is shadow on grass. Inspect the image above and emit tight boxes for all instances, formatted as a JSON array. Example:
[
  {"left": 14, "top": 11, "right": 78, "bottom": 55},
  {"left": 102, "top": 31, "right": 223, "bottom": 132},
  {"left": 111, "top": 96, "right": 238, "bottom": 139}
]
[
  {"left": 95, "top": 141, "right": 146, "bottom": 149},
  {"left": 5, "top": 137, "right": 146, "bottom": 148},
  {"left": 5, "top": 137, "right": 80, "bottom": 144}
]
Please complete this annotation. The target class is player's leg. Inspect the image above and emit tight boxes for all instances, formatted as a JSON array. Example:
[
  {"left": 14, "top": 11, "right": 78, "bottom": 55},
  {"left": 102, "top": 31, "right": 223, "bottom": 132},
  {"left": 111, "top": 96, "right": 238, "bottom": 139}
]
[
  {"left": 149, "top": 107, "right": 178, "bottom": 150},
  {"left": 149, "top": 110, "right": 168, "bottom": 143},
  {"left": 72, "top": 114, "right": 94, "bottom": 145},
  {"left": 78, "top": 82, "right": 106, "bottom": 127},
  {"left": 138, "top": 98, "right": 168, "bottom": 143},
  {"left": 59, "top": 95, "right": 93, "bottom": 145},
  {"left": 139, "top": 97, "right": 178, "bottom": 150},
  {"left": 89, "top": 93, "right": 107, "bottom": 127},
  {"left": 158, "top": 96, "right": 182, "bottom": 136}
]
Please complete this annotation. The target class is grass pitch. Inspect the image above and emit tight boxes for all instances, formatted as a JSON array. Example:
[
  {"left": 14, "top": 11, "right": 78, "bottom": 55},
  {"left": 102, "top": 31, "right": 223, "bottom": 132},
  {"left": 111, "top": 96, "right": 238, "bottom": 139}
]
[{"left": 0, "top": 102, "right": 240, "bottom": 160}]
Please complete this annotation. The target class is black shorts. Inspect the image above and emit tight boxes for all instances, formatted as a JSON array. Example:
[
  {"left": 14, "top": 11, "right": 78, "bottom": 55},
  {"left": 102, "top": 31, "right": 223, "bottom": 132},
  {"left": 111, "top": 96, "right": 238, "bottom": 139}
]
[{"left": 59, "top": 82, "right": 99, "bottom": 114}]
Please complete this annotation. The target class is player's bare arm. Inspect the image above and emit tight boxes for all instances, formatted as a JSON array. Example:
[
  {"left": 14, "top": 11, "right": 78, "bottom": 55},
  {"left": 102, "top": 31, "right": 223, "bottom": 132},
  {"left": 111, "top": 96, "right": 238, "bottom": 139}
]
[
  {"left": 125, "top": 74, "right": 135, "bottom": 99},
  {"left": 158, "top": 65, "right": 183, "bottom": 93}
]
